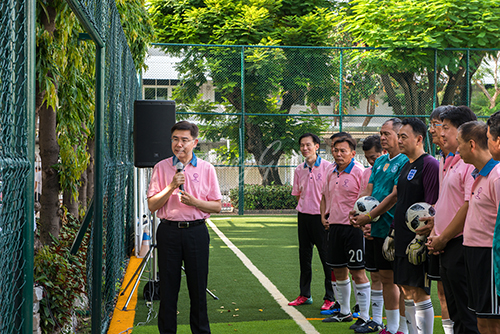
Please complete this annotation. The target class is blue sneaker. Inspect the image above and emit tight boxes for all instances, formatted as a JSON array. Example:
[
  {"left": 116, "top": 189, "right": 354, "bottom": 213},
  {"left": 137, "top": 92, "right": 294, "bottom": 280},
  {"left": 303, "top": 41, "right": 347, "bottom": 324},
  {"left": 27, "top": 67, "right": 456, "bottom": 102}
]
[
  {"left": 320, "top": 300, "right": 340, "bottom": 315},
  {"left": 352, "top": 304, "right": 360, "bottom": 318}
]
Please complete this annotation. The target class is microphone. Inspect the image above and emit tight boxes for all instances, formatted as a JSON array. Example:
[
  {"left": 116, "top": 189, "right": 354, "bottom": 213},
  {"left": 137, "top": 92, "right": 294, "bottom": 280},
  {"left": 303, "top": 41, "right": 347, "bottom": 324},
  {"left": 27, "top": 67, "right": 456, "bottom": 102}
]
[{"left": 175, "top": 161, "right": 184, "bottom": 191}]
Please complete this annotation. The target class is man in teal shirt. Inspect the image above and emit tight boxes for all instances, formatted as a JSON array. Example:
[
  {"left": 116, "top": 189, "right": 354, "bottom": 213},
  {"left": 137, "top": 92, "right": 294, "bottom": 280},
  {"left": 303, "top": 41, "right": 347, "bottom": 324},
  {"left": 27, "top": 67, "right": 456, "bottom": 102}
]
[{"left": 351, "top": 118, "right": 408, "bottom": 334}]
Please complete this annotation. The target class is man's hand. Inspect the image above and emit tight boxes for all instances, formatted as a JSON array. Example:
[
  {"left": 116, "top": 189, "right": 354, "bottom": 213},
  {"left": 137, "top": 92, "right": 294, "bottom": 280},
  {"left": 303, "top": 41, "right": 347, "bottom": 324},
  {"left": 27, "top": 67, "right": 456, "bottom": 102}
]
[
  {"left": 415, "top": 216, "right": 434, "bottom": 236},
  {"left": 321, "top": 216, "right": 329, "bottom": 230},
  {"left": 426, "top": 235, "right": 446, "bottom": 255},
  {"left": 363, "top": 224, "right": 373, "bottom": 240},
  {"left": 351, "top": 212, "right": 371, "bottom": 228},
  {"left": 179, "top": 190, "right": 198, "bottom": 207},
  {"left": 406, "top": 235, "right": 427, "bottom": 265},
  {"left": 382, "top": 228, "right": 395, "bottom": 261},
  {"left": 171, "top": 172, "right": 185, "bottom": 189}
]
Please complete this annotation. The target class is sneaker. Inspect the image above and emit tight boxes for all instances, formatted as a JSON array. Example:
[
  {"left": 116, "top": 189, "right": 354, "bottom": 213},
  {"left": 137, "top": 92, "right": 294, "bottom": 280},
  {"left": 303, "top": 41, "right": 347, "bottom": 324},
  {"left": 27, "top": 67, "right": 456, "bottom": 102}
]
[
  {"left": 355, "top": 320, "right": 384, "bottom": 333},
  {"left": 321, "top": 300, "right": 335, "bottom": 310},
  {"left": 288, "top": 295, "right": 312, "bottom": 306},
  {"left": 352, "top": 304, "right": 360, "bottom": 318},
  {"left": 320, "top": 301, "right": 340, "bottom": 315},
  {"left": 349, "top": 318, "right": 367, "bottom": 330},
  {"left": 322, "top": 312, "right": 353, "bottom": 323}
]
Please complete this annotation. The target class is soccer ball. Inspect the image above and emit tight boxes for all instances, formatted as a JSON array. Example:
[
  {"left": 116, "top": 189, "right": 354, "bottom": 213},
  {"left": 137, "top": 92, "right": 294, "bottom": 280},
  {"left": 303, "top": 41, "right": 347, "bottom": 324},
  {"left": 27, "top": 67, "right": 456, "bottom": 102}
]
[
  {"left": 353, "top": 196, "right": 380, "bottom": 222},
  {"left": 405, "top": 202, "right": 435, "bottom": 232}
]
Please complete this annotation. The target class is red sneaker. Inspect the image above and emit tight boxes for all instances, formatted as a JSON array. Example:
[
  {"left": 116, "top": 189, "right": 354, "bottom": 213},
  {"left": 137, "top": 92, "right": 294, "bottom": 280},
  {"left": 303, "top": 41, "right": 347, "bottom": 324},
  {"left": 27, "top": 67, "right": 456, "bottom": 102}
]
[
  {"left": 321, "top": 300, "right": 335, "bottom": 310},
  {"left": 288, "top": 296, "right": 313, "bottom": 306}
]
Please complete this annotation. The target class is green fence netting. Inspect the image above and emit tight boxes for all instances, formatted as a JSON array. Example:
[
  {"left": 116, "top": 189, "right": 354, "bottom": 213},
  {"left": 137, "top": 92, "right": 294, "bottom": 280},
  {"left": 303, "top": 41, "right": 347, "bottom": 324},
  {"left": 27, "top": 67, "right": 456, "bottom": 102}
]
[
  {"left": 64, "top": 0, "right": 139, "bottom": 332},
  {"left": 0, "top": 0, "right": 34, "bottom": 333},
  {"left": 143, "top": 44, "right": 499, "bottom": 214}
]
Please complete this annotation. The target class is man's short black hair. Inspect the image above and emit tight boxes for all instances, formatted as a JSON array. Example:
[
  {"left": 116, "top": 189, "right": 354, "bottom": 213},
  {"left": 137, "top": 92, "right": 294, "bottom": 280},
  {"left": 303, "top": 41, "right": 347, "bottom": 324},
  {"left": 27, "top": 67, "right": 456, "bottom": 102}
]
[
  {"left": 440, "top": 105, "right": 477, "bottom": 128},
  {"left": 362, "top": 135, "right": 382, "bottom": 153},
  {"left": 299, "top": 133, "right": 321, "bottom": 145},
  {"left": 382, "top": 118, "right": 403, "bottom": 132},
  {"left": 171, "top": 121, "right": 199, "bottom": 139},
  {"left": 458, "top": 121, "right": 488, "bottom": 150},
  {"left": 430, "top": 105, "right": 454, "bottom": 121},
  {"left": 330, "top": 131, "right": 352, "bottom": 141},
  {"left": 401, "top": 117, "right": 427, "bottom": 140},
  {"left": 487, "top": 110, "right": 500, "bottom": 140},
  {"left": 334, "top": 136, "right": 357, "bottom": 151}
]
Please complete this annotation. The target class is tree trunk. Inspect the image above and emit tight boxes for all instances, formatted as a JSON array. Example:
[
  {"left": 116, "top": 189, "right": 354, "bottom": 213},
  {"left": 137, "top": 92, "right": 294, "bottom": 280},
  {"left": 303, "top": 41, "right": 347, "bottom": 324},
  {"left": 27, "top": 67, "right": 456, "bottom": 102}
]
[
  {"left": 37, "top": 3, "right": 61, "bottom": 245},
  {"left": 38, "top": 98, "right": 61, "bottom": 245},
  {"left": 86, "top": 137, "right": 95, "bottom": 203},
  {"left": 380, "top": 74, "right": 404, "bottom": 115},
  {"left": 78, "top": 168, "right": 87, "bottom": 215},
  {"left": 362, "top": 93, "right": 376, "bottom": 127},
  {"left": 63, "top": 189, "right": 78, "bottom": 218}
]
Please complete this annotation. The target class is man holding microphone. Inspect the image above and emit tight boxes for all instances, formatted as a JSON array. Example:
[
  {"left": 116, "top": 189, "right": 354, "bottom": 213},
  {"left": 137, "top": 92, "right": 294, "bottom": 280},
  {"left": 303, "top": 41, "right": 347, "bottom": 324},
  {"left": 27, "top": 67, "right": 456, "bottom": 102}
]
[{"left": 148, "top": 121, "right": 222, "bottom": 334}]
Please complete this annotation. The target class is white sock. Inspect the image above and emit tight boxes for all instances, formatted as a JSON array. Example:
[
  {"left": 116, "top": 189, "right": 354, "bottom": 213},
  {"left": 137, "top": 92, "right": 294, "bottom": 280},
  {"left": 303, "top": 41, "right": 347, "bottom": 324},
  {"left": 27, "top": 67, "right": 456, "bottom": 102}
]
[
  {"left": 385, "top": 308, "right": 400, "bottom": 333},
  {"left": 398, "top": 315, "right": 409, "bottom": 334},
  {"left": 415, "top": 299, "right": 433, "bottom": 334},
  {"left": 337, "top": 279, "right": 351, "bottom": 315},
  {"left": 353, "top": 280, "right": 360, "bottom": 306},
  {"left": 355, "top": 282, "right": 371, "bottom": 321},
  {"left": 442, "top": 318, "right": 454, "bottom": 334},
  {"left": 332, "top": 280, "right": 340, "bottom": 301},
  {"left": 371, "top": 289, "right": 384, "bottom": 324},
  {"left": 404, "top": 300, "right": 418, "bottom": 334}
]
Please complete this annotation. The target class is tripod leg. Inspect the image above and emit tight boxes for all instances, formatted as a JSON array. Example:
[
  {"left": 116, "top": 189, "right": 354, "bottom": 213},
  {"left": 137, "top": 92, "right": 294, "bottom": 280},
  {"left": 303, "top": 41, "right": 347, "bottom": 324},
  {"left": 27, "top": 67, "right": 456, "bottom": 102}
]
[
  {"left": 181, "top": 266, "right": 219, "bottom": 300},
  {"left": 120, "top": 245, "right": 154, "bottom": 296},
  {"left": 122, "top": 245, "right": 155, "bottom": 310}
]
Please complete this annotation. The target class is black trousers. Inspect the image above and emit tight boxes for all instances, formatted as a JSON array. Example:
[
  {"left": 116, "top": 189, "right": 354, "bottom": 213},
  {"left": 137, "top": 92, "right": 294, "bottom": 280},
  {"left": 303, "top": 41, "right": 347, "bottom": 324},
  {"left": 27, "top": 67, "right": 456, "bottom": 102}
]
[
  {"left": 157, "top": 221, "right": 211, "bottom": 334},
  {"left": 297, "top": 212, "right": 334, "bottom": 301},
  {"left": 440, "top": 236, "right": 479, "bottom": 334}
]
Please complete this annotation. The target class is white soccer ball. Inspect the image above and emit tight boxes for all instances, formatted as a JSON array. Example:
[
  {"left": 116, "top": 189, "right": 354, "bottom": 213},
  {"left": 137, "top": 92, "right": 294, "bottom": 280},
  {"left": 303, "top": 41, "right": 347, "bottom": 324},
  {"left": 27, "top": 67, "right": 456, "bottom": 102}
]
[
  {"left": 353, "top": 196, "right": 380, "bottom": 222},
  {"left": 405, "top": 202, "right": 435, "bottom": 232}
]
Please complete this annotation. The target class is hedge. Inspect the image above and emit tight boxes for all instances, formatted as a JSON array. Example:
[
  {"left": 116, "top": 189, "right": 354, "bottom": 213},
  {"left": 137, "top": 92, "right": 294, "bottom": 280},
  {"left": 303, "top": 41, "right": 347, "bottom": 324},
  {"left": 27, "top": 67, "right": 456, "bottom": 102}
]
[{"left": 229, "top": 184, "right": 296, "bottom": 210}]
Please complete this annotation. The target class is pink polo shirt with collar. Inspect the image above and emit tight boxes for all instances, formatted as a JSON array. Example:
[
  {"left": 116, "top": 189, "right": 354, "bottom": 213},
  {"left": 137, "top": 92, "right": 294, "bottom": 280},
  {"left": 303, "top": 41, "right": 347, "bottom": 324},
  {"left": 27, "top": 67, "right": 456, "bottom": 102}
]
[
  {"left": 147, "top": 155, "right": 222, "bottom": 221},
  {"left": 361, "top": 166, "right": 372, "bottom": 193},
  {"left": 463, "top": 159, "right": 500, "bottom": 248},
  {"left": 322, "top": 159, "right": 365, "bottom": 226},
  {"left": 434, "top": 153, "right": 475, "bottom": 237},
  {"left": 292, "top": 156, "right": 331, "bottom": 215}
]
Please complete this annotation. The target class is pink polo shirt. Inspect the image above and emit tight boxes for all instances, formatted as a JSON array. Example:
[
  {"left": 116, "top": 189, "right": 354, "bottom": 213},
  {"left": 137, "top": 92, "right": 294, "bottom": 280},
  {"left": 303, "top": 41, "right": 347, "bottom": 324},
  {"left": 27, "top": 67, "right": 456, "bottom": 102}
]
[
  {"left": 147, "top": 155, "right": 222, "bottom": 221},
  {"left": 292, "top": 156, "right": 331, "bottom": 215},
  {"left": 322, "top": 159, "right": 365, "bottom": 225},
  {"left": 463, "top": 160, "right": 500, "bottom": 247},
  {"left": 361, "top": 167, "right": 372, "bottom": 193},
  {"left": 434, "top": 153, "right": 474, "bottom": 237}
]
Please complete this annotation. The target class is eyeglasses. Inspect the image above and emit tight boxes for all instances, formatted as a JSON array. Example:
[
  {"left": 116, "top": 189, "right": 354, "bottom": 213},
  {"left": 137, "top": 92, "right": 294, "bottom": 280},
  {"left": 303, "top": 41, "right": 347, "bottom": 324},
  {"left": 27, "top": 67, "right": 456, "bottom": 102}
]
[
  {"left": 429, "top": 123, "right": 442, "bottom": 129},
  {"left": 171, "top": 138, "right": 194, "bottom": 144}
]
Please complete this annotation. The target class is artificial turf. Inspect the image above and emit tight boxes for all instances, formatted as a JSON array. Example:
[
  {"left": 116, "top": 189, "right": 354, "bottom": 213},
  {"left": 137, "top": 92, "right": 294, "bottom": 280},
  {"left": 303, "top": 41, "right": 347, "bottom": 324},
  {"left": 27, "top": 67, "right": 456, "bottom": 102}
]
[{"left": 131, "top": 216, "right": 445, "bottom": 334}]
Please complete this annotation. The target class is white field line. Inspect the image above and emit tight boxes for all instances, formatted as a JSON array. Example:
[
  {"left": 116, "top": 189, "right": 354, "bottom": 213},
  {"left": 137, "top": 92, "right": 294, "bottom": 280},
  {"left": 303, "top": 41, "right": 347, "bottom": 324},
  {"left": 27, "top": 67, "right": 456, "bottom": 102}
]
[{"left": 207, "top": 219, "right": 320, "bottom": 334}]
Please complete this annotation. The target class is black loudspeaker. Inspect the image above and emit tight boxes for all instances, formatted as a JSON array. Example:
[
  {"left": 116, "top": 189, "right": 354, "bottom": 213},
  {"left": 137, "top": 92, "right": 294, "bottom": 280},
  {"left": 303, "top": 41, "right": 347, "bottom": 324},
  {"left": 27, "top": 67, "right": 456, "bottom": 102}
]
[{"left": 134, "top": 100, "right": 176, "bottom": 168}]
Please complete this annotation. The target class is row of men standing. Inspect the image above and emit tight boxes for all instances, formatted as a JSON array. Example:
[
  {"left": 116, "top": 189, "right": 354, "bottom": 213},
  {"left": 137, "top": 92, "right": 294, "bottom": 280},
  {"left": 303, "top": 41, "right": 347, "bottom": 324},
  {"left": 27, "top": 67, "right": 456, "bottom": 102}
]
[{"left": 289, "top": 109, "right": 500, "bottom": 334}]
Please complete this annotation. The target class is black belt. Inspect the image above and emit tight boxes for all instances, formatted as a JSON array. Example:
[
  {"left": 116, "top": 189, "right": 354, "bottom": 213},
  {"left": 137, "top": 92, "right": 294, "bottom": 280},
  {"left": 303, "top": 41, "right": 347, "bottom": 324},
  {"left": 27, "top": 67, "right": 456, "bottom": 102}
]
[{"left": 161, "top": 219, "right": 206, "bottom": 228}]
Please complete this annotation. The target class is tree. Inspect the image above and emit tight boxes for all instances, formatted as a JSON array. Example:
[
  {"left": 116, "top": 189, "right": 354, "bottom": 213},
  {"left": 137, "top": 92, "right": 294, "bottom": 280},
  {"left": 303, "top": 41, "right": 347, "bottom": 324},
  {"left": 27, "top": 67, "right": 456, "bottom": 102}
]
[
  {"left": 36, "top": 0, "right": 153, "bottom": 244},
  {"left": 150, "top": 0, "right": 371, "bottom": 185},
  {"left": 473, "top": 52, "right": 500, "bottom": 114},
  {"left": 335, "top": 0, "right": 500, "bottom": 114}
]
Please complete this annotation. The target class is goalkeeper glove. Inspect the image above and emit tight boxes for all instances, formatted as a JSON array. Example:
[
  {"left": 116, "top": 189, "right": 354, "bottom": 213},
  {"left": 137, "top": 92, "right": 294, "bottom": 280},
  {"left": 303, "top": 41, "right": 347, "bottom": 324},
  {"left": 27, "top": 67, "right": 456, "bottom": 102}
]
[
  {"left": 406, "top": 234, "right": 427, "bottom": 265},
  {"left": 382, "top": 227, "right": 395, "bottom": 262}
]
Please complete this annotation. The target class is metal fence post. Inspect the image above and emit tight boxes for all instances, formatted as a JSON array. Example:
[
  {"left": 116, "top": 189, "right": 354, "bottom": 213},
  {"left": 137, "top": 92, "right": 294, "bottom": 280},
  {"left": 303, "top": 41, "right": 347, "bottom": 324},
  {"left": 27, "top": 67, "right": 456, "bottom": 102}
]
[
  {"left": 238, "top": 46, "right": 245, "bottom": 215},
  {"left": 339, "top": 49, "right": 344, "bottom": 131},
  {"left": 92, "top": 44, "right": 106, "bottom": 334},
  {"left": 22, "top": 0, "right": 36, "bottom": 332}
]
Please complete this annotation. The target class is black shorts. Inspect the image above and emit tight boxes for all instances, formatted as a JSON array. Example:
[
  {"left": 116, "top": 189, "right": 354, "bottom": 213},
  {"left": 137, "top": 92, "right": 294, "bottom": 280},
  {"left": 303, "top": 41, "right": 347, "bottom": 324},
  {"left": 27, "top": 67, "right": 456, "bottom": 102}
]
[
  {"left": 464, "top": 246, "right": 500, "bottom": 318},
  {"left": 327, "top": 224, "right": 365, "bottom": 270},
  {"left": 365, "top": 237, "right": 393, "bottom": 272},
  {"left": 365, "top": 238, "right": 377, "bottom": 272},
  {"left": 393, "top": 255, "right": 431, "bottom": 295},
  {"left": 427, "top": 253, "right": 441, "bottom": 281}
]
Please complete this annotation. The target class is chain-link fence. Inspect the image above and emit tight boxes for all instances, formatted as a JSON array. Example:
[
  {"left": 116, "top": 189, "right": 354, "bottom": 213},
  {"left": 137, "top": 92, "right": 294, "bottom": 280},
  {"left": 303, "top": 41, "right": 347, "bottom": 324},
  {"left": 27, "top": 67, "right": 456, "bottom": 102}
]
[
  {"left": 65, "top": 0, "right": 139, "bottom": 333},
  {"left": 0, "top": 0, "right": 35, "bottom": 333},
  {"left": 143, "top": 44, "right": 499, "bottom": 214}
]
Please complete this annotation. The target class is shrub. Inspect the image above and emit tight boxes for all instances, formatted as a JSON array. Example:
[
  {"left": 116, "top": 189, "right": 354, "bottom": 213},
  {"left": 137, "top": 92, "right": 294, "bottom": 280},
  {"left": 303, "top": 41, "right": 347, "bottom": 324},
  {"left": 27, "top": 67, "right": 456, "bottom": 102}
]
[
  {"left": 34, "top": 214, "right": 89, "bottom": 333},
  {"left": 229, "top": 184, "right": 296, "bottom": 210}
]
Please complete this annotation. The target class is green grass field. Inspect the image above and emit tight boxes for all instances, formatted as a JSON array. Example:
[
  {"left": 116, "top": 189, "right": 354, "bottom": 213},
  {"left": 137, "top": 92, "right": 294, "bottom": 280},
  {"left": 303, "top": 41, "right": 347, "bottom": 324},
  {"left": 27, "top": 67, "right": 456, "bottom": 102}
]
[{"left": 131, "top": 216, "right": 445, "bottom": 333}]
